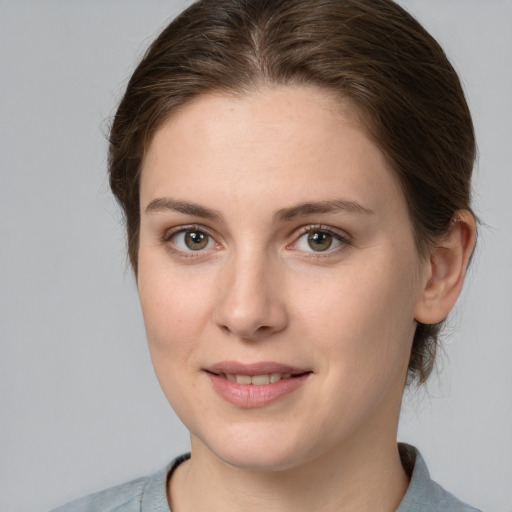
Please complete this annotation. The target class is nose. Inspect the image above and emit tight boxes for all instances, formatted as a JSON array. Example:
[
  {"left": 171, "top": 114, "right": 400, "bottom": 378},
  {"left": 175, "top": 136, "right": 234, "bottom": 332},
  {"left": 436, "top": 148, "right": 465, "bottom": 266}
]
[{"left": 213, "top": 253, "right": 289, "bottom": 341}]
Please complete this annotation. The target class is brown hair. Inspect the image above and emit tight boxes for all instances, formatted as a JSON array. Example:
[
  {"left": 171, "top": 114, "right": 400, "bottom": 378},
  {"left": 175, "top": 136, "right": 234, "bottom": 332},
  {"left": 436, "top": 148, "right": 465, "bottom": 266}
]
[{"left": 108, "top": 0, "right": 476, "bottom": 384}]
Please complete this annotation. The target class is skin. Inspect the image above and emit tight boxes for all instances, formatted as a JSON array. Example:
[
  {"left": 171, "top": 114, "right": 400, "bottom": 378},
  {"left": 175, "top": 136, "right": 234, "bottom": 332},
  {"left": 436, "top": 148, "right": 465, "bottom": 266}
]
[{"left": 137, "top": 86, "right": 476, "bottom": 512}]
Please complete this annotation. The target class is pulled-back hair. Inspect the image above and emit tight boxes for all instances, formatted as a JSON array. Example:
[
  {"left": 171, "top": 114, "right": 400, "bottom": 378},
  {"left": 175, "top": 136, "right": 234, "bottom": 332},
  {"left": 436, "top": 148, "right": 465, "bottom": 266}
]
[{"left": 108, "top": 0, "right": 476, "bottom": 384}]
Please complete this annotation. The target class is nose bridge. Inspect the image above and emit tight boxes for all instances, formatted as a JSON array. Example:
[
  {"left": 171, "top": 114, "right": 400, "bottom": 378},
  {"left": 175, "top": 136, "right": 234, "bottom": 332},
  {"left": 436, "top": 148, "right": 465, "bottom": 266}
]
[{"left": 214, "top": 244, "right": 287, "bottom": 339}]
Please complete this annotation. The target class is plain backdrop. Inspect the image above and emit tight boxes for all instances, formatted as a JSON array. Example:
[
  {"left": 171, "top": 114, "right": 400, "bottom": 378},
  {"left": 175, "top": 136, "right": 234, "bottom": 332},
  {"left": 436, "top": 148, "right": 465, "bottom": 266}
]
[{"left": 1, "top": 1, "right": 511, "bottom": 511}]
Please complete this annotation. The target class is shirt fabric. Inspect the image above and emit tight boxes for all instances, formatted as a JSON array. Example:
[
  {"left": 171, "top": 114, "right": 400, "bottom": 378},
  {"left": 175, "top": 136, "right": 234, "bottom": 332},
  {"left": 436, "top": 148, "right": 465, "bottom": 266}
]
[{"left": 50, "top": 445, "right": 482, "bottom": 512}]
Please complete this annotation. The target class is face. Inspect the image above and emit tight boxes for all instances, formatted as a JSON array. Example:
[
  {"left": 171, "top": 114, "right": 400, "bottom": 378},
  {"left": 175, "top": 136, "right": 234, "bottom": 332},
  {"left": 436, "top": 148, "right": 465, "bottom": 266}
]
[{"left": 138, "top": 86, "right": 429, "bottom": 472}]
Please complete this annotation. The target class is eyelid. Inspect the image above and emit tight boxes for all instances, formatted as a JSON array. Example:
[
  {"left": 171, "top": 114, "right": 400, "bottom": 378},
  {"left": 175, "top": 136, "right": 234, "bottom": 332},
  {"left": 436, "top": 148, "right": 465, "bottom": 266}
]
[
  {"left": 288, "top": 224, "right": 352, "bottom": 255},
  {"left": 161, "top": 223, "right": 213, "bottom": 242},
  {"left": 161, "top": 224, "right": 221, "bottom": 258}
]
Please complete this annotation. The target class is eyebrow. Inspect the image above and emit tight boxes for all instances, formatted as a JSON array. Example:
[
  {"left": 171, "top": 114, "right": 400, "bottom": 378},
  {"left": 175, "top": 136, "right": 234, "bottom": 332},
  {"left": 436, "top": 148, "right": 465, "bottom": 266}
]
[
  {"left": 144, "top": 197, "right": 374, "bottom": 222},
  {"left": 273, "top": 199, "right": 375, "bottom": 221},
  {"left": 145, "top": 198, "right": 222, "bottom": 221}
]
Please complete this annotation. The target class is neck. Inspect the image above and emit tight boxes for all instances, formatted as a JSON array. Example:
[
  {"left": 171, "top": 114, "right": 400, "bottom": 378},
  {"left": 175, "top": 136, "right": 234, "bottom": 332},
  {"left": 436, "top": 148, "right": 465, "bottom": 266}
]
[{"left": 169, "top": 434, "right": 409, "bottom": 512}]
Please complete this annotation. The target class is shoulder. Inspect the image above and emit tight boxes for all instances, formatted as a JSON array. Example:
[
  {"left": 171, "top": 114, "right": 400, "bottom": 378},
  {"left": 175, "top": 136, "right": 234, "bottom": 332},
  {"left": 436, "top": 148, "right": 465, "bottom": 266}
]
[
  {"left": 397, "top": 444, "right": 483, "bottom": 512},
  {"left": 50, "top": 454, "right": 190, "bottom": 512},
  {"left": 49, "top": 475, "right": 149, "bottom": 512},
  {"left": 428, "top": 479, "right": 482, "bottom": 512}
]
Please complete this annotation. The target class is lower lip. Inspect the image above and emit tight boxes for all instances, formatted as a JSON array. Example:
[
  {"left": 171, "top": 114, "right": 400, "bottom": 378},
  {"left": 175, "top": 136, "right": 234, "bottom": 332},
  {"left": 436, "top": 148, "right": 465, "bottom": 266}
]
[{"left": 207, "top": 373, "right": 310, "bottom": 408}]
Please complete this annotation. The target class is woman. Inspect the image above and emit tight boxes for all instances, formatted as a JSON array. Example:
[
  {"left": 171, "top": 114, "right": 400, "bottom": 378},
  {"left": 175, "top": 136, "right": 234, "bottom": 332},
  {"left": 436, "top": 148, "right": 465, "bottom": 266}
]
[{"left": 53, "top": 0, "right": 480, "bottom": 510}]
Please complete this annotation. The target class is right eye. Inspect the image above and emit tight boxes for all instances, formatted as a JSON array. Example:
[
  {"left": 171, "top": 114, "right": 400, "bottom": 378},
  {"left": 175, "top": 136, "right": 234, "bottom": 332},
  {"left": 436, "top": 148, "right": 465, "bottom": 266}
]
[{"left": 169, "top": 228, "right": 216, "bottom": 252}]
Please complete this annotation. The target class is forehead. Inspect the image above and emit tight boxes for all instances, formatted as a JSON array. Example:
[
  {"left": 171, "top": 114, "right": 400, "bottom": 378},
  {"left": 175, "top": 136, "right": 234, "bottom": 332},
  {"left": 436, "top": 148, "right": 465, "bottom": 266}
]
[{"left": 140, "top": 86, "right": 404, "bottom": 219}]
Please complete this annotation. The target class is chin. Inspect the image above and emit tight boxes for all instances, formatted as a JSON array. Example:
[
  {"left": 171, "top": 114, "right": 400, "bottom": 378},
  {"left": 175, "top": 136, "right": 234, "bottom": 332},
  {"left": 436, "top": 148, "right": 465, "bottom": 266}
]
[
  {"left": 191, "top": 422, "right": 324, "bottom": 473},
  {"left": 217, "top": 446, "right": 307, "bottom": 473}
]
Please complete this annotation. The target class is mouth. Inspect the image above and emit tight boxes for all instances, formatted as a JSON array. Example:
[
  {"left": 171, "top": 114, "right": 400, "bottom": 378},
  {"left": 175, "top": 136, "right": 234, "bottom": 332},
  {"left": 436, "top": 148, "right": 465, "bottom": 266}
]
[
  {"left": 204, "top": 362, "right": 312, "bottom": 408},
  {"left": 205, "top": 361, "right": 311, "bottom": 383},
  {"left": 206, "top": 371, "right": 309, "bottom": 385}
]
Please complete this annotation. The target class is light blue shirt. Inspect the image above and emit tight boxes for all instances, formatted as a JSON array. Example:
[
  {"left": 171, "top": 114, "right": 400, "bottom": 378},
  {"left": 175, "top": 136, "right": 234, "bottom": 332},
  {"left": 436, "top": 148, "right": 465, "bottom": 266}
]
[{"left": 51, "top": 445, "right": 482, "bottom": 511}]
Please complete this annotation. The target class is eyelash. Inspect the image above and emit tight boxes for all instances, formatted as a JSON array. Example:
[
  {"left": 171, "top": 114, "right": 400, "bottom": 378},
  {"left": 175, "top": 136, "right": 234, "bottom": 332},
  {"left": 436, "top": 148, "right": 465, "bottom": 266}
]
[
  {"left": 160, "top": 224, "right": 219, "bottom": 260},
  {"left": 289, "top": 224, "right": 351, "bottom": 259},
  {"left": 160, "top": 224, "right": 351, "bottom": 260}
]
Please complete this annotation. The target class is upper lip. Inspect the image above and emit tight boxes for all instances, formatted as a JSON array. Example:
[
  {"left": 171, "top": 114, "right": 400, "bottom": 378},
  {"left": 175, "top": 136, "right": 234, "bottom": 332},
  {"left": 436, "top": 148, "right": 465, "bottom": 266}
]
[{"left": 206, "top": 361, "right": 310, "bottom": 376}]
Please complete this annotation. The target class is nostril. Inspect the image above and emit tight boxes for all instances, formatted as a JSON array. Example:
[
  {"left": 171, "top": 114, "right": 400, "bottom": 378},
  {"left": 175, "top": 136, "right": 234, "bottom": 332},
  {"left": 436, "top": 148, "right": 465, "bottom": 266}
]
[
  {"left": 214, "top": 291, "right": 288, "bottom": 339},
  {"left": 218, "top": 322, "right": 273, "bottom": 340}
]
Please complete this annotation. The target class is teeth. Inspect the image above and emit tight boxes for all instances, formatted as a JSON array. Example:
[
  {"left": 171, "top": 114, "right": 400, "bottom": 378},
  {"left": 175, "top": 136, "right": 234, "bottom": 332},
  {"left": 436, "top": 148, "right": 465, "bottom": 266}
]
[
  {"left": 226, "top": 373, "right": 294, "bottom": 385},
  {"left": 251, "top": 374, "right": 270, "bottom": 385},
  {"left": 270, "top": 372, "right": 282, "bottom": 383}
]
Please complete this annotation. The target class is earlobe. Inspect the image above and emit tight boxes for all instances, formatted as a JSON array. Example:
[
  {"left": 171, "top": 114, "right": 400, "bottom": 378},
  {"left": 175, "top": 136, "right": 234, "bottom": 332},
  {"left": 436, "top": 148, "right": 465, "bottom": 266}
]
[{"left": 414, "top": 210, "right": 477, "bottom": 325}]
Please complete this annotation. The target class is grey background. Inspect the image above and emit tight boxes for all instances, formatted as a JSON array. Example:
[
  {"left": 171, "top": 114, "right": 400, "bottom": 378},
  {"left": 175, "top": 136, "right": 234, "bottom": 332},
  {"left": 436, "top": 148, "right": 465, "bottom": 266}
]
[{"left": 1, "top": 1, "right": 510, "bottom": 511}]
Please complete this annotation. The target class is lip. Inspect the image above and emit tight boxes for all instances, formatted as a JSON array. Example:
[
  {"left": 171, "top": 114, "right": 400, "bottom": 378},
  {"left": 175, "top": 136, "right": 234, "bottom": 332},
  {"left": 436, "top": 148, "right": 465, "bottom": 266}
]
[
  {"left": 205, "top": 361, "right": 312, "bottom": 408},
  {"left": 207, "top": 361, "right": 307, "bottom": 376}
]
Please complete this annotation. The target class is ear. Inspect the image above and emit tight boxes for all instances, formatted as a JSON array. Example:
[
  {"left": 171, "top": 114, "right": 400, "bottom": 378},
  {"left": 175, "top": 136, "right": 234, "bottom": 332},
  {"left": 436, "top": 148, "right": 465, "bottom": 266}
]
[{"left": 414, "top": 210, "right": 477, "bottom": 325}]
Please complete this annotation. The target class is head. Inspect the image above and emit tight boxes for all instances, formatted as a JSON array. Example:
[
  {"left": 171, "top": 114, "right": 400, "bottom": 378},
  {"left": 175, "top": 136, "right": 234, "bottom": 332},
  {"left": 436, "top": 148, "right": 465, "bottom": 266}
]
[{"left": 109, "top": 1, "right": 475, "bottom": 386}]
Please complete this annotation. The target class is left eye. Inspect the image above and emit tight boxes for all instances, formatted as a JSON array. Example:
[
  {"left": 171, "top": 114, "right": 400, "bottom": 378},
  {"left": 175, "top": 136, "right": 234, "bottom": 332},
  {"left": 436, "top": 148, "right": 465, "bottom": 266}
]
[
  {"left": 171, "top": 229, "right": 215, "bottom": 251},
  {"left": 294, "top": 229, "right": 344, "bottom": 252}
]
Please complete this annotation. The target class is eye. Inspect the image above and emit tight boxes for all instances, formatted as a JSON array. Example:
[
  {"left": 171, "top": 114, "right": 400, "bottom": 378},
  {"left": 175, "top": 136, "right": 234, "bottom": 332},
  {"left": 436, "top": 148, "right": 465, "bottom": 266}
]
[
  {"left": 293, "top": 227, "right": 347, "bottom": 253},
  {"left": 169, "top": 228, "right": 215, "bottom": 252}
]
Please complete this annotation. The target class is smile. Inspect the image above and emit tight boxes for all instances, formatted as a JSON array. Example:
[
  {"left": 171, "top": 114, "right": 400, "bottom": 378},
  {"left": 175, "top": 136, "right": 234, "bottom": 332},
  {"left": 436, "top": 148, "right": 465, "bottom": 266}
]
[
  {"left": 204, "top": 362, "right": 311, "bottom": 408},
  {"left": 224, "top": 373, "right": 292, "bottom": 385}
]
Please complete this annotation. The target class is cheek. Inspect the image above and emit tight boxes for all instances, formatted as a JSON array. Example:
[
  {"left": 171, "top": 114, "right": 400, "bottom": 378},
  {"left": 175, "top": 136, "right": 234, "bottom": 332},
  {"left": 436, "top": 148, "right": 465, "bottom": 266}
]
[
  {"left": 298, "top": 253, "right": 419, "bottom": 384},
  {"left": 137, "top": 255, "right": 213, "bottom": 370},
  {"left": 137, "top": 262, "right": 211, "bottom": 418}
]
